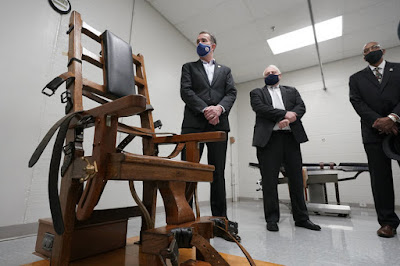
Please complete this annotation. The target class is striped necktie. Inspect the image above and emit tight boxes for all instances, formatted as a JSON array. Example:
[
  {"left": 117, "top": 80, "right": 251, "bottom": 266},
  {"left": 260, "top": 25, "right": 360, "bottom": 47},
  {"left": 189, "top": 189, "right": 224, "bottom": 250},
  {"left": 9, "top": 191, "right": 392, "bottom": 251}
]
[{"left": 374, "top": 67, "right": 382, "bottom": 83}]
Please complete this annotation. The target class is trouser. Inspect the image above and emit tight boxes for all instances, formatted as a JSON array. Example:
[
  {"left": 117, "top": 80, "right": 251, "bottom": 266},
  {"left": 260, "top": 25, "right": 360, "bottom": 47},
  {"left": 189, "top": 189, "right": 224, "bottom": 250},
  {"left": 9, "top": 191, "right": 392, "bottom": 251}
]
[
  {"left": 181, "top": 128, "right": 228, "bottom": 217},
  {"left": 364, "top": 142, "right": 400, "bottom": 228},
  {"left": 257, "top": 131, "right": 309, "bottom": 223}
]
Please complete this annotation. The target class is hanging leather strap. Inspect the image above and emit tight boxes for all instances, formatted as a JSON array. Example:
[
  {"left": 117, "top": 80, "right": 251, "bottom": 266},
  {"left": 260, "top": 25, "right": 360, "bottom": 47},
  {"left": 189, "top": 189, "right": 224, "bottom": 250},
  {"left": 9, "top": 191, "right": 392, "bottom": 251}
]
[
  {"left": 41, "top": 72, "right": 75, "bottom": 97},
  {"left": 190, "top": 233, "right": 229, "bottom": 266},
  {"left": 213, "top": 225, "right": 256, "bottom": 266},
  {"left": 29, "top": 111, "right": 83, "bottom": 235},
  {"left": 29, "top": 112, "right": 82, "bottom": 168}
]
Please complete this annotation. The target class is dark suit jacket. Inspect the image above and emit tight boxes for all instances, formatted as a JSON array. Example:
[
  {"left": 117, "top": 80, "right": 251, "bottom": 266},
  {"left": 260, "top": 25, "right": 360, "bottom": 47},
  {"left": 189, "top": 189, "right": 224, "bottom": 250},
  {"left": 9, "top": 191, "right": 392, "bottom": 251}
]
[
  {"left": 250, "top": 85, "right": 308, "bottom": 148},
  {"left": 180, "top": 60, "right": 237, "bottom": 132},
  {"left": 349, "top": 61, "right": 400, "bottom": 143}
]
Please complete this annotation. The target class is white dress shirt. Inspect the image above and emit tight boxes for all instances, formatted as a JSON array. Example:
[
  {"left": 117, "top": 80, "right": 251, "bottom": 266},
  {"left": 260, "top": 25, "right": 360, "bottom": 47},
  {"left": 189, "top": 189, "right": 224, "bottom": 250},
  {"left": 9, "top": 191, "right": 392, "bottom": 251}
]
[
  {"left": 202, "top": 59, "right": 215, "bottom": 85},
  {"left": 201, "top": 58, "right": 225, "bottom": 113},
  {"left": 267, "top": 85, "right": 290, "bottom": 131}
]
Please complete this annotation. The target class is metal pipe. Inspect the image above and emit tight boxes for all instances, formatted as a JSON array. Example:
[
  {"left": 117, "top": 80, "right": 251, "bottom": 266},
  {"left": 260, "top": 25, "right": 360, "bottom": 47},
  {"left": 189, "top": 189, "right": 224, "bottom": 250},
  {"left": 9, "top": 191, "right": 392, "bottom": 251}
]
[{"left": 307, "top": 0, "right": 327, "bottom": 90}]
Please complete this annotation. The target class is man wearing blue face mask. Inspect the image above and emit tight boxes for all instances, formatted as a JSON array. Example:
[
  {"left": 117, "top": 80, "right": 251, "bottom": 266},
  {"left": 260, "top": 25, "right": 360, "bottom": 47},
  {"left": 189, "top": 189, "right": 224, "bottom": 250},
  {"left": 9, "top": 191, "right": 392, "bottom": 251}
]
[
  {"left": 250, "top": 65, "right": 321, "bottom": 232},
  {"left": 180, "top": 31, "right": 238, "bottom": 240},
  {"left": 349, "top": 41, "right": 400, "bottom": 238}
]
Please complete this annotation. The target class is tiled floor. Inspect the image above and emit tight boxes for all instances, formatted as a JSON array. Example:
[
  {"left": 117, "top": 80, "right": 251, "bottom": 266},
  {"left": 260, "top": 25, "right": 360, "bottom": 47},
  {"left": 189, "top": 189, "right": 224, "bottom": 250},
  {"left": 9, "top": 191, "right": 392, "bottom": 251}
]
[{"left": 1, "top": 200, "right": 399, "bottom": 266}]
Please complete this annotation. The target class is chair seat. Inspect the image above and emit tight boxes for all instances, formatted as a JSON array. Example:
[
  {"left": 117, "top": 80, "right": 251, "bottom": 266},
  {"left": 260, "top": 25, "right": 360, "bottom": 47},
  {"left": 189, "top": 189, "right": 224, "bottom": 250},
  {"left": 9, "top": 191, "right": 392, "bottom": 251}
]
[{"left": 107, "top": 153, "right": 214, "bottom": 182}]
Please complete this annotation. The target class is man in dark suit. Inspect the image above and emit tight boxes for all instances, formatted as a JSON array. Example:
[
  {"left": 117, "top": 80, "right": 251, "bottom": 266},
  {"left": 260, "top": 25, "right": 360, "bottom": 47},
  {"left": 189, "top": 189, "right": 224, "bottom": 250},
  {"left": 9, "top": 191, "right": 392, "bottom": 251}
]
[
  {"left": 349, "top": 41, "right": 400, "bottom": 238},
  {"left": 180, "top": 31, "right": 236, "bottom": 219},
  {"left": 250, "top": 65, "right": 320, "bottom": 232}
]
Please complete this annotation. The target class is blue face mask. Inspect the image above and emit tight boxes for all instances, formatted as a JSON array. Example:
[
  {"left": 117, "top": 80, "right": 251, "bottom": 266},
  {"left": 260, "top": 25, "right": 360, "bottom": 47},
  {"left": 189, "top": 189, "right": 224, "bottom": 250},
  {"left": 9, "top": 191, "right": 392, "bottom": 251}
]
[
  {"left": 264, "top": 74, "right": 279, "bottom": 86},
  {"left": 197, "top": 42, "right": 212, "bottom": 57}
]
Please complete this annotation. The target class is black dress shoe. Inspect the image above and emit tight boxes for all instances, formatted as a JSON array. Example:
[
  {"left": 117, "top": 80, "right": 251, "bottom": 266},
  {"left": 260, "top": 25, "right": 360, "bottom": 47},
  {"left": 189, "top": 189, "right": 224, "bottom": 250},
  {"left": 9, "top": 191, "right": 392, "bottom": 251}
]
[
  {"left": 267, "top": 222, "right": 279, "bottom": 232},
  {"left": 295, "top": 220, "right": 321, "bottom": 231},
  {"left": 377, "top": 225, "right": 397, "bottom": 238}
]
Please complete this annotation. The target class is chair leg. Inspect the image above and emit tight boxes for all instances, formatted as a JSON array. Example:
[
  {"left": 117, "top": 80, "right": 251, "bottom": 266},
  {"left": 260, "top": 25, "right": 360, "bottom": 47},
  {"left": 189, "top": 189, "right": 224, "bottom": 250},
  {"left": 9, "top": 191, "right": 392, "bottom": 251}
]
[
  {"left": 158, "top": 181, "right": 195, "bottom": 225},
  {"left": 50, "top": 177, "right": 82, "bottom": 265}
]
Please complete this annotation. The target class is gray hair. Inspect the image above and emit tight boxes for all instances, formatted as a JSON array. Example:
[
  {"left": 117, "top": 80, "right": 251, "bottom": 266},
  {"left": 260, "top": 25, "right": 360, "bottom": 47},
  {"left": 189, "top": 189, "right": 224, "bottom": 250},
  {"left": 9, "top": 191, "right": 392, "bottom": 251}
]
[{"left": 263, "top": 65, "right": 281, "bottom": 77}]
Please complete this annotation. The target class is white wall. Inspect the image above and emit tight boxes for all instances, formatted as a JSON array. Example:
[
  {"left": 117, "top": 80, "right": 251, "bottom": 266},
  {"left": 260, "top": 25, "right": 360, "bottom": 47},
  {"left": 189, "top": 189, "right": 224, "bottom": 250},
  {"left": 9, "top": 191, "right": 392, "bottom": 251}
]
[
  {"left": 0, "top": 0, "right": 239, "bottom": 227},
  {"left": 6, "top": 0, "right": 397, "bottom": 229},
  {"left": 237, "top": 46, "right": 400, "bottom": 207}
]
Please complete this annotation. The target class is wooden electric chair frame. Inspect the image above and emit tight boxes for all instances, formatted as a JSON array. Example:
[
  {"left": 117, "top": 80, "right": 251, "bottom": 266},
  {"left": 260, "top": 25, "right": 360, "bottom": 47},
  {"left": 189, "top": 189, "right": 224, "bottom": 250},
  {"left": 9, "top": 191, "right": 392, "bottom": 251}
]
[{"left": 28, "top": 10, "right": 256, "bottom": 266}]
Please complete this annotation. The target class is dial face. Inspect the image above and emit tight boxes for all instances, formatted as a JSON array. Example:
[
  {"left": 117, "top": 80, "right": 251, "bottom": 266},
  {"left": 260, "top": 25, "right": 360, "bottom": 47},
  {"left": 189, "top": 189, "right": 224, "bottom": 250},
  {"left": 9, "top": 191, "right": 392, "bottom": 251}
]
[{"left": 49, "top": 0, "right": 71, "bottom": 14}]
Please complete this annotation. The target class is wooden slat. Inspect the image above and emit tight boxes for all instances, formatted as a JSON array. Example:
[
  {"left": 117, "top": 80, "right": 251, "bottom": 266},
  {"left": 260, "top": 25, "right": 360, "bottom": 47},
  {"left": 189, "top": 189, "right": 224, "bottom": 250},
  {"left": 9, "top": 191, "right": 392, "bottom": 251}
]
[
  {"left": 107, "top": 153, "right": 214, "bottom": 182},
  {"left": 75, "top": 206, "right": 142, "bottom": 227},
  {"left": 82, "top": 47, "right": 103, "bottom": 68},
  {"left": 154, "top": 131, "right": 226, "bottom": 144},
  {"left": 82, "top": 21, "right": 101, "bottom": 43},
  {"left": 83, "top": 78, "right": 107, "bottom": 96},
  {"left": 82, "top": 90, "right": 109, "bottom": 104},
  {"left": 134, "top": 76, "right": 145, "bottom": 88},
  {"left": 132, "top": 54, "right": 142, "bottom": 65}
]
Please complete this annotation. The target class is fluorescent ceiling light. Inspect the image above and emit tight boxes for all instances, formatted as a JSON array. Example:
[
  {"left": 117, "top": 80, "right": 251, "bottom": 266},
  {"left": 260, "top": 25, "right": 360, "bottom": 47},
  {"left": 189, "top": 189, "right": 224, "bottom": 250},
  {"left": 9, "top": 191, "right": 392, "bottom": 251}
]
[{"left": 267, "top": 16, "right": 343, "bottom": 55}]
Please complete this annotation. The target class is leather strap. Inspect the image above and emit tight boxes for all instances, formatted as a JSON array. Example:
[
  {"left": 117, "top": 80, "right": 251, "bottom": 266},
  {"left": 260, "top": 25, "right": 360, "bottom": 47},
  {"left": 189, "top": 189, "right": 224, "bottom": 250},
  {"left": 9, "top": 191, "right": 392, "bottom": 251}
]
[
  {"left": 214, "top": 225, "right": 256, "bottom": 266},
  {"left": 29, "top": 111, "right": 83, "bottom": 235},
  {"left": 163, "top": 143, "right": 185, "bottom": 159},
  {"left": 190, "top": 233, "right": 229, "bottom": 266},
  {"left": 41, "top": 72, "right": 75, "bottom": 97},
  {"left": 28, "top": 111, "right": 82, "bottom": 168},
  {"left": 49, "top": 113, "right": 79, "bottom": 235}
]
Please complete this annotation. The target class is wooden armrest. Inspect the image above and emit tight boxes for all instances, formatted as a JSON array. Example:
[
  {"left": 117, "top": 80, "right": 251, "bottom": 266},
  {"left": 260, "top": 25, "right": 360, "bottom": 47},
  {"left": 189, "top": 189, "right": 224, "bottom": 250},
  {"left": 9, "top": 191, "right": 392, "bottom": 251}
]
[
  {"left": 85, "top": 94, "right": 146, "bottom": 118},
  {"left": 153, "top": 131, "right": 226, "bottom": 144}
]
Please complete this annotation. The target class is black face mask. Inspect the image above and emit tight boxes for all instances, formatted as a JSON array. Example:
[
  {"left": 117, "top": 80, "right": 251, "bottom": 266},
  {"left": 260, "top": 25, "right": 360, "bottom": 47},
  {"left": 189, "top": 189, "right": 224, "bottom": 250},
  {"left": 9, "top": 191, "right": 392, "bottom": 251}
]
[{"left": 364, "top": 50, "right": 383, "bottom": 65}]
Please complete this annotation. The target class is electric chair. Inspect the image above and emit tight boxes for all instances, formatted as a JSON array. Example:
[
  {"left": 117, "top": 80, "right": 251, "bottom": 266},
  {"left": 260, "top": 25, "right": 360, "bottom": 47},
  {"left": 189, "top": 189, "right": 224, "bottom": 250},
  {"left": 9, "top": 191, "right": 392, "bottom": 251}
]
[{"left": 29, "top": 11, "right": 253, "bottom": 265}]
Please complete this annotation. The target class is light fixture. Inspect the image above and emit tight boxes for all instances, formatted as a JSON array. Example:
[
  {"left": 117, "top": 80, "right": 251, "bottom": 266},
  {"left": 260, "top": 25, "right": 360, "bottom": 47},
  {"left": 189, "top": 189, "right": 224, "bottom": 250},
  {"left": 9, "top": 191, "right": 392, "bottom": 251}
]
[{"left": 267, "top": 16, "right": 343, "bottom": 55}]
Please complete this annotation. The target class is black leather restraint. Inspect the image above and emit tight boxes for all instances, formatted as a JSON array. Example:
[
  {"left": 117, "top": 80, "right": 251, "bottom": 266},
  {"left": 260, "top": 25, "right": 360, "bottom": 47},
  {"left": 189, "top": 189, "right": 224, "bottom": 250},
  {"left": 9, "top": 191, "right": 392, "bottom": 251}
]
[{"left": 29, "top": 111, "right": 83, "bottom": 235}]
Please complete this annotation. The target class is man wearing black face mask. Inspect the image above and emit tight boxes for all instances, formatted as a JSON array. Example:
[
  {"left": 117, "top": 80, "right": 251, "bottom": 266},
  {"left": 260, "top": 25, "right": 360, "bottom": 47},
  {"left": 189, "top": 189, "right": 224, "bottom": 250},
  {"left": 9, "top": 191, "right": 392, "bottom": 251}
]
[
  {"left": 349, "top": 42, "right": 400, "bottom": 238},
  {"left": 180, "top": 31, "right": 238, "bottom": 241},
  {"left": 250, "top": 65, "right": 320, "bottom": 232}
]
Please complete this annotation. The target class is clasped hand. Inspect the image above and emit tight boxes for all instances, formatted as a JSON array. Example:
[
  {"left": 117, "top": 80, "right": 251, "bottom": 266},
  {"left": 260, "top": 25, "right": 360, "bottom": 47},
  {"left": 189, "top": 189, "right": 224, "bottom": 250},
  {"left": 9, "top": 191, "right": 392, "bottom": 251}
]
[
  {"left": 372, "top": 117, "right": 398, "bottom": 135},
  {"left": 285, "top": 111, "right": 297, "bottom": 123},
  {"left": 204, "top": 105, "right": 222, "bottom": 125},
  {"left": 278, "top": 111, "right": 297, "bottom": 129}
]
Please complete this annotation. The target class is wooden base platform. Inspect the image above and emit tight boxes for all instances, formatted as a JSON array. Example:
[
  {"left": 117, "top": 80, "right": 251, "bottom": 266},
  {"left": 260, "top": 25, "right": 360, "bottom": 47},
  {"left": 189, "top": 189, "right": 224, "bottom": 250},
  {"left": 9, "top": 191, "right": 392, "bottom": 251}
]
[{"left": 23, "top": 236, "right": 282, "bottom": 266}]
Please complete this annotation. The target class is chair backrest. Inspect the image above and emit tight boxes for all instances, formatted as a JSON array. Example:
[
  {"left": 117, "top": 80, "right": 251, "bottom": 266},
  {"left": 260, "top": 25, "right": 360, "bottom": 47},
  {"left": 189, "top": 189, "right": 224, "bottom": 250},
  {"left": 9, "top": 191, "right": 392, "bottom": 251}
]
[
  {"left": 101, "top": 30, "right": 136, "bottom": 97},
  {"left": 67, "top": 11, "right": 156, "bottom": 151}
]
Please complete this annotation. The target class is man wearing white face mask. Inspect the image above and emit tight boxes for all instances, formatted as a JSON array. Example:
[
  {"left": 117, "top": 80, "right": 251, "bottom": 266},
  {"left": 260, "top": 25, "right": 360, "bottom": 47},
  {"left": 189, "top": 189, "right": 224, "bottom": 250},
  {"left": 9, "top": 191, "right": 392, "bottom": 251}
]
[
  {"left": 180, "top": 31, "right": 238, "bottom": 240},
  {"left": 250, "top": 65, "right": 320, "bottom": 232}
]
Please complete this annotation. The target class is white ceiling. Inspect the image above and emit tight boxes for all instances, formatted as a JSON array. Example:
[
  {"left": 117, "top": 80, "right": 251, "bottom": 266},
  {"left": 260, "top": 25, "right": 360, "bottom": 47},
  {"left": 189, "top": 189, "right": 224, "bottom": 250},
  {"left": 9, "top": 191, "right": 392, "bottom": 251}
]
[{"left": 146, "top": 0, "right": 400, "bottom": 83}]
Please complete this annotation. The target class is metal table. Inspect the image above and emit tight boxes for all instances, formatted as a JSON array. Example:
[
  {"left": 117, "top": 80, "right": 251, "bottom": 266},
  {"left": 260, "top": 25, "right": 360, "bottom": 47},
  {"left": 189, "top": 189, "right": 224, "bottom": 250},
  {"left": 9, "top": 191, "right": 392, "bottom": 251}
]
[{"left": 250, "top": 162, "right": 369, "bottom": 217}]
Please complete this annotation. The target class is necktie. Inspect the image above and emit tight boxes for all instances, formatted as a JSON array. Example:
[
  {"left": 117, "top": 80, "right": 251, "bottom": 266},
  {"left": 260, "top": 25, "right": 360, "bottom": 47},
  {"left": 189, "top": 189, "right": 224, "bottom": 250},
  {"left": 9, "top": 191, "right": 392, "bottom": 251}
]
[
  {"left": 374, "top": 67, "right": 382, "bottom": 83},
  {"left": 270, "top": 87, "right": 285, "bottom": 110},
  {"left": 269, "top": 87, "right": 289, "bottom": 130}
]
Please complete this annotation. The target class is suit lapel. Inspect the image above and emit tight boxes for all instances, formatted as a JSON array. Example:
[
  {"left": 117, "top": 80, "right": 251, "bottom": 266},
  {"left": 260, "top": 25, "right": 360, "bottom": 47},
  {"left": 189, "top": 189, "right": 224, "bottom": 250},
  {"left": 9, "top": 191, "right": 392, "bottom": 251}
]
[
  {"left": 261, "top": 86, "right": 272, "bottom": 105},
  {"left": 380, "top": 62, "right": 393, "bottom": 90},
  {"left": 362, "top": 66, "right": 380, "bottom": 88},
  {"left": 211, "top": 62, "right": 221, "bottom": 87},
  {"left": 279, "top": 85, "right": 287, "bottom": 108},
  {"left": 195, "top": 60, "right": 210, "bottom": 86}
]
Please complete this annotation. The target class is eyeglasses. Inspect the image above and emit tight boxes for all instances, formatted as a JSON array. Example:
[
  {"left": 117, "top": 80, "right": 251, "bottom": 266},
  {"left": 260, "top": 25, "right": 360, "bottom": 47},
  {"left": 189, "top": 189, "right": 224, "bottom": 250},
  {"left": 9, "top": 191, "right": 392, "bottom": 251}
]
[{"left": 363, "top": 44, "right": 381, "bottom": 55}]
